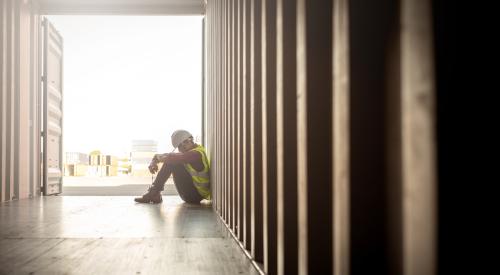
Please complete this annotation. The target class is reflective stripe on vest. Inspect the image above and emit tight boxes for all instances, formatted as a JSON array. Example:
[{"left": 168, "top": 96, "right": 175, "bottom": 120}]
[{"left": 184, "top": 145, "right": 211, "bottom": 200}]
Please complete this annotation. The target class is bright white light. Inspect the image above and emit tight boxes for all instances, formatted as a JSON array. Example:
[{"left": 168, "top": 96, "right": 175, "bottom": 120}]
[{"left": 47, "top": 15, "right": 203, "bottom": 157}]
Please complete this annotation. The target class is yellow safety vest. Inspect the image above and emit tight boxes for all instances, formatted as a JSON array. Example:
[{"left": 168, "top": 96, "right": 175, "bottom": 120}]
[{"left": 184, "top": 145, "right": 211, "bottom": 200}]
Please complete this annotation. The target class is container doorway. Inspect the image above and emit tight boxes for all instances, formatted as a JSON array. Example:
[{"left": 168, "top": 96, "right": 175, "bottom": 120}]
[{"left": 40, "top": 15, "right": 203, "bottom": 196}]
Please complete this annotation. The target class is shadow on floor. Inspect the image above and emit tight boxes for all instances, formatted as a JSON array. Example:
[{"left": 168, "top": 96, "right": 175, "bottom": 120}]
[
  {"left": 62, "top": 184, "right": 178, "bottom": 196},
  {"left": 0, "top": 196, "right": 259, "bottom": 275}
]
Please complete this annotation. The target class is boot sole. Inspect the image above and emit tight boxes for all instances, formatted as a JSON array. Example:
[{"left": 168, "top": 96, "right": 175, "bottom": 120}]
[{"left": 134, "top": 197, "right": 163, "bottom": 204}]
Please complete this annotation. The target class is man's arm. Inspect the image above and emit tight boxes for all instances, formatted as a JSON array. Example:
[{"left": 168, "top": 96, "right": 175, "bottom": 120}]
[
  {"left": 153, "top": 153, "right": 170, "bottom": 163},
  {"left": 149, "top": 151, "right": 203, "bottom": 172},
  {"left": 148, "top": 153, "right": 168, "bottom": 174}
]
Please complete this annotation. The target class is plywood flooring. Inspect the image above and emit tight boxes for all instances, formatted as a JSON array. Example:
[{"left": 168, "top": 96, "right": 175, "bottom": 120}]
[{"left": 0, "top": 196, "right": 258, "bottom": 275}]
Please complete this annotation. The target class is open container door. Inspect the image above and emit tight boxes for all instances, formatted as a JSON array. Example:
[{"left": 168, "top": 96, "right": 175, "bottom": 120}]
[{"left": 42, "top": 17, "right": 63, "bottom": 195}]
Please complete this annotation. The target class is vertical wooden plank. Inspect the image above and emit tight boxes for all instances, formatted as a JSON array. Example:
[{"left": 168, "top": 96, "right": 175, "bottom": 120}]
[
  {"left": 209, "top": 0, "right": 213, "bottom": 210},
  {"left": 228, "top": 0, "right": 233, "bottom": 230},
  {"left": 220, "top": 0, "right": 223, "bottom": 222},
  {"left": 220, "top": 0, "right": 224, "bottom": 222},
  {"left": 222, "top": 0, "right": 227, "bottom": 224},
  {"left": 204, "top": 7, "right": 208, "bottom": 194},
  {"left": 231, "top": 0, "right": 238, "bottom": 233},
  {"left": 202, "top": 15, "right": 206, "bottom": 149},
  {"left": 30, "top": 1, "right": 41, "bottom": 198},
  {"left": 276, "top": 0, "right": 298, "bottom": 274},
  {"left": 230, "top": 0, "right": 233, "bottom": 227},
  {"left": 0, "top": 0, "right": 4, "bottom": 202},
  {"left": 250, "top": 0, "right": 264, "bottom": 263},
  {"left": 225, "top": 0, "right": 230, "bottom": 226},
  {"left": 216, "top": 0, "right": 221, "bottom": 217},
  {"left": 221, "top": 0, "right": 225, "bottom": 221},
  {"left": 227, "top": 1, "right": 235, "bottom": 228},
  {"left": 228, "top": 0, "right": 232, "bottom": 228},
  {"left": 237, "top": 0, "right": 244, "bottom": 242},
  {"left": 28, "top": 0, "right": 34, "bottom": 198},
  {"left": 206, "top": 1, "right": 211, "bottom": 209},
  {"left": 401, "top": 0, "right": 436, "bottom": 274},
  {"left": 255, "top": 0, "right": 264, "bottom": 264},
  {"left": 229, "top": 1, "right": 238, "bottom": 234},
  {"left": 262, "top": 0, "right": 278, "bottom": 273},
  {"left": 220, "top": 0, "right": 227, "bottom": 221},
  {"left": 296, "top": 0, "right": 307, "bottom": 272},
  {"left": 250, "top": 0, "right": 256, "bottom": 255},
  {"left": 5, "top": 0, "right": 14, "bottom": 202},
  {"left": 213, "top": 0, "right": 216, "bottom": 212},
  {"left": 208, "top": 1, "right": 216, "bottom": 213},
  {"left": 206, "top": 1, "right": 210, "bottom": 208},
  {"left": 297, "top": 0, "right": 334, "bottom": 273},
  {"left": 333, "top": 0, "right": 350, "bottom": 274},
  {"left": 211, "top": 1, "right": 216, "bottom": 214},
  {"left": 18, "top": 0, "right": 30, "bottom": 200},
  {"left": 209, "top": 0, "right": 215, "bottom": 213},
  {"left": 0, "top": 0, "right": 5, "bottom": 202},
  {"left": 221, "top": 0, "right": 225, "bottom": 223},
  {"left": 13, "top": 0, "right": 20, "bottom": 200},
  {"left": 213, "top": 1, "right": 218, "bottom": 214},
  {"left": 11, "top": 0, "right": 16, "bottom": 200},
  {"left": 211, "top": 0, "right": 216, "bottom": 213},
  {"left": 214, "top": 0, "right": 218, "bottom": 214},
  {"left": 4, "top": 0, "right": 9, "bottom": 201},
  {"left": 215, "top": 0, "right": 220, "bottom": 215},
  {"left": 243, "top": 0, "right": 252, "bottom": 250}
]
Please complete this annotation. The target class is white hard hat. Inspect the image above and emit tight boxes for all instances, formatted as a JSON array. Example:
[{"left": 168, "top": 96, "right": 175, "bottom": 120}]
[{"left": 171, "top": 129, "right": 193, "bottom": 148}]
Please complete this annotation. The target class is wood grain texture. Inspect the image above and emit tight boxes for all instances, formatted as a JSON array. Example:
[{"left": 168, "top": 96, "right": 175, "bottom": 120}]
[
  {"left": 0, "top": 196, "right": 259, "bottom": 275},
  {"left": 401, "top": 0, "right": 436, "bottom": 274},
  {"left": 333, "top": 0, "right": 350, "bottom": 274}
]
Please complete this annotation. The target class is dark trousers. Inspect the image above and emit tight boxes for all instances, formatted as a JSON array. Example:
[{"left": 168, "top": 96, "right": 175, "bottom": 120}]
[{"left": 151, "top": 163, "right": 203, "bottom": 204}]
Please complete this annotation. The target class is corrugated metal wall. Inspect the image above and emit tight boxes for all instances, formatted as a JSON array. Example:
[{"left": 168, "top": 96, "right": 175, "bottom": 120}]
[
  {"left": 1, "top": 0, "right": 41, "bottom": 203},
  {"left": 205, "top": 0, "right": 437, "bottom": 274}
]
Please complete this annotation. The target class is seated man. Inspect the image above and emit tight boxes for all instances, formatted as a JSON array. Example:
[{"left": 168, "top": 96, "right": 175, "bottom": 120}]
[{"left": 134, "top": 130, "right": 211, "bottom": 204}]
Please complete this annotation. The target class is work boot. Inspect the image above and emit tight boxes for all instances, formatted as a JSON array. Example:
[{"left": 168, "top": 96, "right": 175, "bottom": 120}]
[{"left": 134, "top": 186, "right": 163, "bottom": 204}]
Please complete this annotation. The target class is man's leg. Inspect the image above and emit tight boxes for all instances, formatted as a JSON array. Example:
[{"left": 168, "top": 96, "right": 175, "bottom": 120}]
[
  {"left": 134, "top": 163, "right": 173, "bottom": 203},
  {"left": 169, "top": 164, "right": 203, "bottom": 204},
  {"left": 150, "top": 162, "right": 174, "bottom": 191},
  {"left": 135, "top": 163, "right": 203, "bottom": 204}
]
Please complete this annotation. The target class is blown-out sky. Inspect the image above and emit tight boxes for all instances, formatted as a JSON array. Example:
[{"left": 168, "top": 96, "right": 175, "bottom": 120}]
[{"left": 48, "top": 15, "right": 203, "bottom": 156}]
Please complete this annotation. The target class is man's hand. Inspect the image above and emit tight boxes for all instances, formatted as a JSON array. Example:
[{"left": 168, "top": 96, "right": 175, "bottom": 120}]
[
  {"left": 148, "top": 160, "right": 159, "bottom": 174},
  {"left": 153, "top": 154, "right": 161, "bottom": 162}
]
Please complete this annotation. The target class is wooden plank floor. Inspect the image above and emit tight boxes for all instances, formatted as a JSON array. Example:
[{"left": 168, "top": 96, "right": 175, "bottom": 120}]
[{"left": 0, "top": 196, "right": 259, "bottom": 275}]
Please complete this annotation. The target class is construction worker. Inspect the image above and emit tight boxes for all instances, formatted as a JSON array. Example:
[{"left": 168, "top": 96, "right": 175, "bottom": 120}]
[{"left": 134, "top": 130, "right": 211, "bottom": 204}]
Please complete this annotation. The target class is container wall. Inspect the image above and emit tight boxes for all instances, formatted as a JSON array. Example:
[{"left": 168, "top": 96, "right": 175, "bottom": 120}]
[
  {"left": 204, "top": 0, "right": 437, "bottom": 274},
  {"left": 1, "top": 0, "right": 41, "bottom": 203}
]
